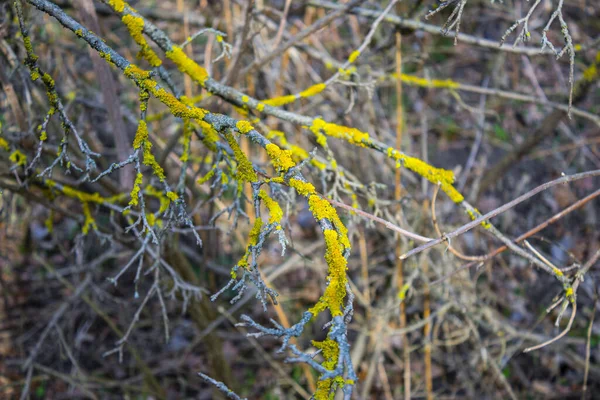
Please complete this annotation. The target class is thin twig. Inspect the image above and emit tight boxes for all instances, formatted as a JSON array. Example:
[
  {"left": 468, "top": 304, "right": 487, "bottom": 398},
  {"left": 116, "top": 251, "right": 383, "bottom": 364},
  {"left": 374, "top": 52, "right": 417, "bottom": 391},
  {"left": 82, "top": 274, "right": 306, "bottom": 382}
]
[{"left": 401, "top": 169, "right": 600, "bottom": 259}]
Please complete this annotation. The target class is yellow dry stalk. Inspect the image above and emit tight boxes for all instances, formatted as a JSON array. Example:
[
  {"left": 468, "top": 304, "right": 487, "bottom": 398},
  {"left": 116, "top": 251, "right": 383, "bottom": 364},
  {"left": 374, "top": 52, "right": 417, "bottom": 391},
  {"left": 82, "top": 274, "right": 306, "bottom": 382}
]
[
  {"left": 261, "top": 83, "right": 327, "bottom": 108},
  {"left": 129, "top": 172, "right": 144, "bottom": 206},
  {"left": 224, "top": 132, "right": 257, "bottom": 182},
  {"left": 121, "top": 14, "right": 162, "bottom": 67},
  {"left": 311, "top": 337, "right": 340, "bottom": 400},
  {"left": 81, "top": 202, "right": 97, "bottom": 235},
  {"left": 258, "top": 189, "right": 283, "bottom": 227},
  {"left": 9, "top": 150, "right": 27, "bottom": 166}
]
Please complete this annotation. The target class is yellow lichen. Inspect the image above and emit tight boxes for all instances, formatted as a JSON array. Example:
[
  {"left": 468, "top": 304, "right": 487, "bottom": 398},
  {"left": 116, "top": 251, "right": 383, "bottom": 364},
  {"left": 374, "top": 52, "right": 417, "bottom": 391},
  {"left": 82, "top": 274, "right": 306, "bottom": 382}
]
[
  {"left": 398, "top": 282, "right": 411, "bottom": 300},
  {"left": 299, "top": 83, "right": 327, "bottom": 98},
  {"left": 582, "top": 52, "right": 599, "bottom": 81},
  {"left": 40, "top": 73, "right": 58, "bottom": 107},
  {"left": 235, "top": 217, "right": 264, "bottom": 275},
  {"left": 9, "top": 150, "right": 27, "bottom": 166},
  {"left": 309, "top": 229, "right": 348, "bottom": 317},
  {"left": 387, "top": 147, "right": 465, "bottom": 204},
  {"left": 165, "top": 45, "right": 209, "bottom": 86},
  {"left": 236, "top": 120, "right": 254, "bottom": 134},
  {"left": 46, "top": 180, "right": 105, "bottom": 204},
  {"left": 132, "top": 120, "right": 148, "bottom": 149},
  {"left": 289, "top": 178, "right": 315, "bottom": 196},
  {"left": 265, "top": 143, "right": 295, "bottom": 172},
  {"left": 45, "top": 210, "right": 54, "bottom": 234},
  {"left": 395, "top": 73, "right": 460, "bottom": 89},
  {"left": 132, "top": 120, "right": 165, "bottom": 181},
  {"left": 99, "top": 51, "right": 112, "bottom": 63},
  {"left": 108, "top": 0, "right": 126, "bottom": 12},
  {"left": 262, "top": 94, "right": 296, "bottom": 107},
  {"left": 466, "top": 207, "right": 492, "bottom": 229},
  {"left": 146, "top": 185, "right": 170, "bottom": 214},
  {"left": 198, "top": 121, "right": 219, "bottom": 152},
  {"left": 225, "top": 132, "right": 257, "bottom": 182},
  {"left": 122, "top": 14, "right": 162, "bottom": 67},
  {"left": 124, "top": 63, "right": 150, "bottom": 79},
  {"left": 147, "top": 213, "right": 157, "bottom": 226},
  {"left": 23, "top": 36, "right": 36, "bottom": 59},
  {"left": 152, "top": 87, "right": 206, "bottom": 120},
  {"left": 311, "top": 338, "right": 340, "bottom": 400},
  {"left": 0, "top": 137, "right": 9, "bottom": 151},
  {"left": 180, "top": 119, "right": 192, "bottom": 162},
  {"left": 142, "top": 140, "right": 165, "bottom": 181},
  {"left": 347, "top": 50, "right": 361, "bottom": 64},
  {"left": 256, "top": 103, "right": 265, "bottom": 112},
  {"left": 308, "top": 195, "right": 350, "bottom": 249},
  {"left": 82, "top": 202, "right": 97, "bottom": 235},
  {"left": 197, "top": 167, "right": 216, "bottom": 184},
  {"left": 261, "top": 83, "right": 326, "bottom": 109},
  {"left": 166, "top": 191, "right": 178, "bottom": 202},
  {"left": 129, "top": 172, "right": 144, "bottom": 206},
  {"left": 258, "top": 190, "right": 283, "bottom": 226},
  {"left": 310, "top": 118, "right": 371, "bottom": 147},
  {"left": 566, "top": 287, "right": 575, "bottom": 303}
]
